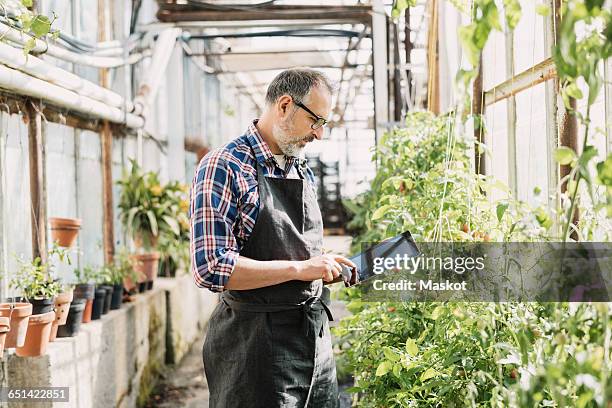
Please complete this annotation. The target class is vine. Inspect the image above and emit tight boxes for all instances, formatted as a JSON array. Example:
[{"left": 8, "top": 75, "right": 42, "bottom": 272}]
[
  {"left": 0, "top": 0, "right": 59, "bottom": 54},
  {"left": 552, "top": 0, "right": 612, "bottom": 240}
]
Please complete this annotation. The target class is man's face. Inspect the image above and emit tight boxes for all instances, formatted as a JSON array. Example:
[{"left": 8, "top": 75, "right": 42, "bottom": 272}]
[{"left": 273, "top": 85, "right": 332, "bottom": 157}]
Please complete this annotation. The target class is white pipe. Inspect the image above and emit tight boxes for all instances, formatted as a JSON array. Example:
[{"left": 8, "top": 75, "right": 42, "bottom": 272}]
[
  {"left": 0, "top": 41, "right": 134, "bottom": 111},
  {"left": 46, "top": 43, "right": 150, "bottom": 68},
  {"left": 0, "top": 22, "right": 149, "bottom": 68},
  {"left": 132, "top": 28, "right": 182, "bottom": 116},
  {"left": 0, "top": 63, "right": 144, "bottom": 128}
]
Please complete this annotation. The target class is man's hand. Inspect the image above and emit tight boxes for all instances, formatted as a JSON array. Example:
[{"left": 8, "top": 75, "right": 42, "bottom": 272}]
[{"left": 295, "top": 254, "right": 357, "bottom": 283}]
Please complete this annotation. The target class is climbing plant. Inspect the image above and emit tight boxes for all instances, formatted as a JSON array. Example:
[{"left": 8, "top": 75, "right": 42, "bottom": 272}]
[
  {"left": 0, "top": 0, "right": 60, "bottom": 54},
  {"left": 551, "top": 0, "right": 612, "bottom": 240}
]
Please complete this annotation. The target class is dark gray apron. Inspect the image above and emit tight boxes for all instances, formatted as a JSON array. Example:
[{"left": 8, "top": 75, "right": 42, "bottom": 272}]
[{"left": 203, "top": 156, "right": 339, "bottom": 408}]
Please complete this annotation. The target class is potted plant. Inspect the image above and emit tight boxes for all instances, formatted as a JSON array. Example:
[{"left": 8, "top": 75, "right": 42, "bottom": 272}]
[
  {"left": 106, "top": 248, "right": 138, "bottom": 309},
  {"left": 49, "top": 217, "right": 82, "bottom": 247},
  {"left": 117, "top": 160, "right": 182, "bottom": 290},
  {"left": 7, "top": 246, "right": 69, "bottom": 357},
  {"left": 92, "top": 266, "right": 112, "bottom": 318},
  {"left": 49, "top": 283, "right": 74, "bottom": 342},
  {"left": 8, "top": 254, "right": 62, "bottom": 314},
  {"left": 73, "top": 266, "right": 97, "bottom": 323}
]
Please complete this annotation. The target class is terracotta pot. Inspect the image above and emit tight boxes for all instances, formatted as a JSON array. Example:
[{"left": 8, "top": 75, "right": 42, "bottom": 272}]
[
  {"left": 132, "top": 252, "right": 160, "bottom": 290},
  {"left": 0, "top": 302, "right": 32, "bottom": 349},
  {"left": 82, "top": 299, "right": 93, "bottom": 323},
  {"left": 123, "top": 276, "right": 137, "bottom": 293},
  {"left": 74, "top": 283, "right": 95, "bottom": 324},
  {"left": 16, "top": 311, "right": 55, "bottom": 357},
  {"left": 49, "top": 290, "right": 74, "bottom": 342},
  {"left": 0, "top": 317, "right": 10, "bottom": 357},
  {"left": 49, "top": 217, "right": 82, "bottom": 247}
]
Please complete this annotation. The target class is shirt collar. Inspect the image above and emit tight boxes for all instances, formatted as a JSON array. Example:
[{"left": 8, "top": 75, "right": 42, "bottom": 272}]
[{"left": 246, "top": 120, "right": 276, "bottom": 166}]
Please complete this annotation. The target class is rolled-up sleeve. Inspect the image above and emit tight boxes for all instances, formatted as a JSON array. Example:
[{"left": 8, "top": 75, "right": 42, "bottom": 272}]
[{"left": 189, "top": 151, "right": 240, "bottom": 292}]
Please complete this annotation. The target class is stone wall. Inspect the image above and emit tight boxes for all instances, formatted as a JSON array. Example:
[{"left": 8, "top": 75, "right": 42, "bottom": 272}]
[{"left": 0, "top": 276, "right": 217, "bottom": 408}]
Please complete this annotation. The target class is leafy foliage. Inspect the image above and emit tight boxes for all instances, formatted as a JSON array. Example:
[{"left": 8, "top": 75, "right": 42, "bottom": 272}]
[
  {"left": 8, "top": 244, "right": 69, "bottom": 300},
  {"left": 335, "top": 301, "right": 611, "bottom": 407},
  {"left": 343, "top": 111, "right": 551, "bottom": 254},
  {"left": 0, "top": 0, "right": 60, "bottom": 54},
  {"left": 338, "top": 112, "right": 610, "bottom": 407},
  {"left": 117, "top": 159, "right": 189, "bottom": 251}
]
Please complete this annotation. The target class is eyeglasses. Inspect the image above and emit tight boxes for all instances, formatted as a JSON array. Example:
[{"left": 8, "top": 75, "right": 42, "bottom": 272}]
[{"left": 294, "top": 100, "right": 329, "bottom": 130}]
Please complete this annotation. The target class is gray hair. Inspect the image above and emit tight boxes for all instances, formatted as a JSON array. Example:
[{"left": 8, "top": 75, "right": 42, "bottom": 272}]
[{"left": 265, "top": 68, "right": 336, "bottom": 106}]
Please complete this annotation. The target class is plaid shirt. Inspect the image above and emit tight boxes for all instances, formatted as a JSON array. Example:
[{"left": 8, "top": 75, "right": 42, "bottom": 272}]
[{"left": 189, "top": 120, "right": 316, "bottom": 292}]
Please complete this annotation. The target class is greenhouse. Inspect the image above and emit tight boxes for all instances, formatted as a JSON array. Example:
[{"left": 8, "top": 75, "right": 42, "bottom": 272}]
[{"left": 0, "top": 0, "right": 610, "bottom": 407}]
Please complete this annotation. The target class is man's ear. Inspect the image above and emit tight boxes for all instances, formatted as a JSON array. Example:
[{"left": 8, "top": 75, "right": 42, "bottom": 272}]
[{"left": 277, "top": 95, "right": 292, "bottom": 116}]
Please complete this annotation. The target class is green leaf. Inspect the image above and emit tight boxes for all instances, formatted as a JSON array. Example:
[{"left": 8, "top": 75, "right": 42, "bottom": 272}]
[
  {"left": 565, "top": 82, "right": 583, "bottom": 100},
  {"left": 23, "top": 38, "right": 37, "bottom": 55},
  {"left": 384, "top": 347, "right": 400, "bottom": 362},
  {"left": 554, "top": 147, "right": 577, "bottom": 165},
  {"left": 496, "top": 202, "right": 509, "bottom": 223},
  {"left": 21, "top": 0, "right": 33, "bottom": 7},
  {"left": 431, "top": 305, "right": 444, "bottom": 320},
  {"left": 371, "top": 205, "right": 391, "bottom": 221},
  {"left": 578, "top": 145, "right": 598, "bottom": 167},
  {"left": 596, "top": 155, "right": 612, "bottom": 186},
  {"left": 376, "top": 361, "right": 393, "bottom": 377},
  {"left": 535, "top": 4, "right": 550, "bottom": 16},
  {"left": 162, "top": 215, "right": 181, "bottom": 236},
  {"left": 405, "top": 338, "right": 418, "bottom": 356},
  {"left": 420, "top": 367, "right": 439, "bottom": 382},
  {"left": 392, "top": 363, "right": 402, "bottom": 378},
  {"left": 503, "top": 0, "right": 522, "bottom": 30},
  {"left": 31, "top": 15, "right": 52, "bottom": 37},
  {"left": 146, "top": 210, "right": 158, "bottom": 237}
]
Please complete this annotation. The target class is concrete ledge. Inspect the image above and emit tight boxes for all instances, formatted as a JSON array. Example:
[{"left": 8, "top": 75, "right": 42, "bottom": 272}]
[{"left": 0, "top": 276, "right": 218, "bottom": 408}]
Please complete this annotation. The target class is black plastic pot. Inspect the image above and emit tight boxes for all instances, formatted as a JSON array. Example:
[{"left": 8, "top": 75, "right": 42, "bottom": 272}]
[
  {"left": 74, "top": 283, "right": 95, "bottom": 301},
  {"left": 138, "top": 282, "right": 147, "bottom": 293},
  {"left": 146, "top": 281, "right": 154, "bottom": 291},
  {"left": 110, "top": 283, "right": 123, "bottom": 310},
  {"left": 6, "top": 296, "right": 54, "bottom": 315},
  {"left": 29, "top": 297, "right": 55, "bottom": 315},
  {"left": 100, "top": 285, "right": 113, "bottom": 314},
  {"left": 91, "top": 287, "right": 106, "bottom": 320},
  {"left": 57, "top": 299, "right": 86, "bottom": 337}
]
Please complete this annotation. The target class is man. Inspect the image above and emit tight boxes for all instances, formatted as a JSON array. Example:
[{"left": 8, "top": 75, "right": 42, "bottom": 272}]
[{"left": 189, "top": 68, "right": 357, "bottom": 408}]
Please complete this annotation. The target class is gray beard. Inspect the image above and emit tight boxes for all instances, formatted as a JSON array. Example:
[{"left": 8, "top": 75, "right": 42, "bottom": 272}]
[{"left": 273, "top": 123, "right": 305, "bottom": 157}]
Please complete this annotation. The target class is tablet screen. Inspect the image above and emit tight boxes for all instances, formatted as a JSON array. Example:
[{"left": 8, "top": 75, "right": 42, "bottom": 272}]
[{"left": 342, "top": 230, "right": 420, "bottom": 286}]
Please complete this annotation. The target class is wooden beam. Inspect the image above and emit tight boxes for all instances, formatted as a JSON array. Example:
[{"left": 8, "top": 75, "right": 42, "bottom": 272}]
[
  {"left": 484, "top": 57, "right": 557, "bottom": 106},
  {"left": 156, "top": 4, "right": 372, "bottom": 23},
  {"left": 99, "top": 0, "right": 115, "bottom": 264},
  {"left": 426, "top": 0, "right": 440, "bottom": 114},
  {"left": 195, "top": 48, "right": 352, "bottom": 57},
  {"left": 473, "top": 55, "right": 485, "bottom": 176},
  {"left": 0, "top": 93, "right": 104, "bottom": 132},
  {"left": 26, "top": 101, "right": 47, "bottom": 262}
]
